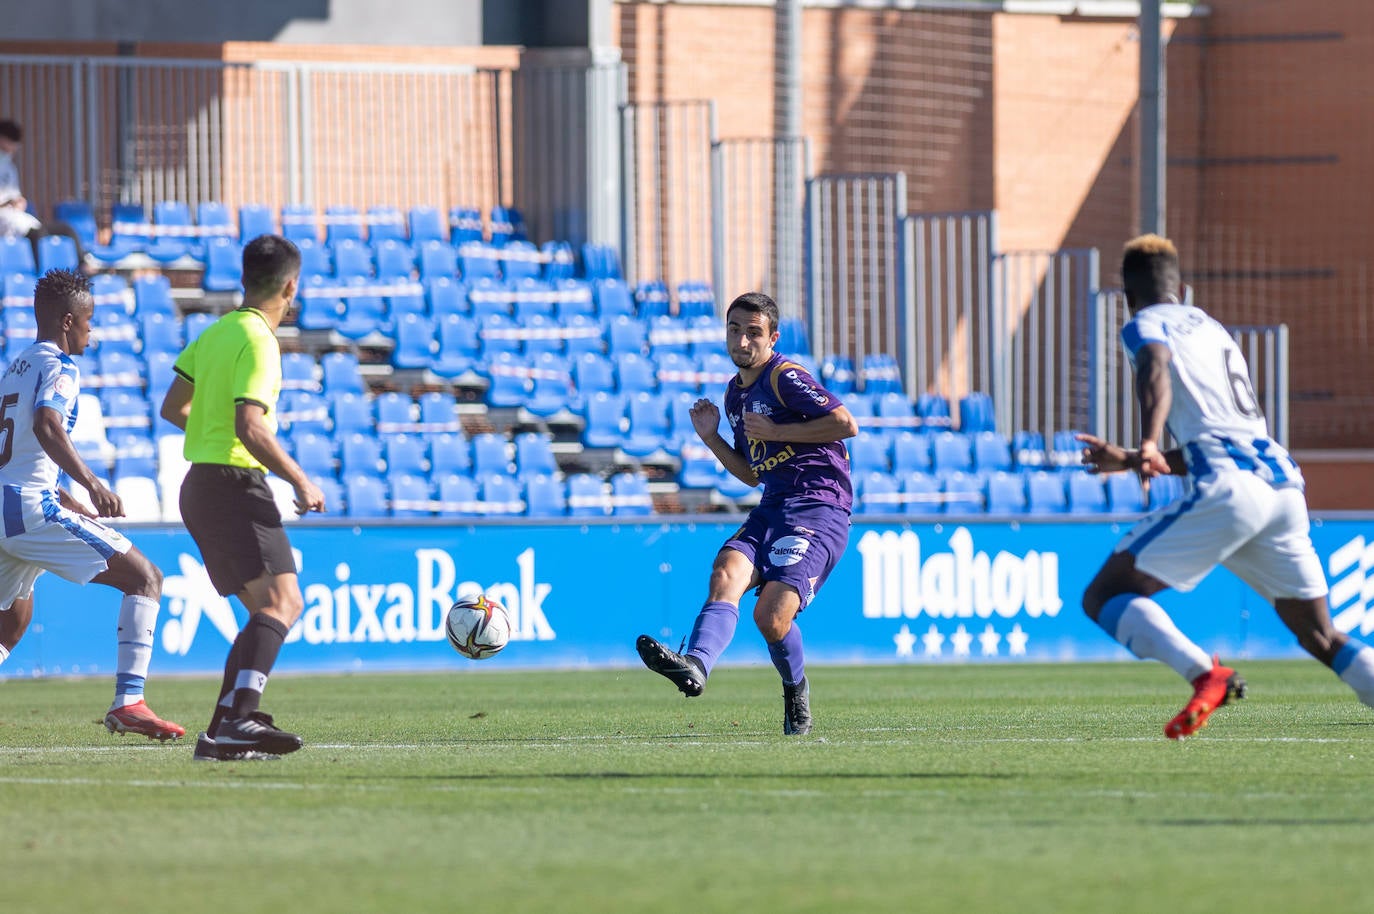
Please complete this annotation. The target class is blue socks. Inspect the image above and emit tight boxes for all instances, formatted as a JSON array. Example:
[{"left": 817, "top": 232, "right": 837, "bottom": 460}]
[
  {"left": 685, "top": 601, "right": 739, "bottom": 677},
  {"left": 767, "top": 621, "right": 806, "bottom": 687}
]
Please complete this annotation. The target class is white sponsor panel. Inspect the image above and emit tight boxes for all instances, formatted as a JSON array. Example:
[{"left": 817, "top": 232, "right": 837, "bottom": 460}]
[
  {"left": 1330, "top": 535, "right": 1374, "bottom": 636},
  {"left": 769, "top": 535, "right": 811, "bottom": 567}
]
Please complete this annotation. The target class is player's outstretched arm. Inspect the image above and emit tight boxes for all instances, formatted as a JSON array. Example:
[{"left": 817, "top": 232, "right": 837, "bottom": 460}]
[
  {"left": 1076, "top": 433, "right": 1187, "bottom": 476},
  {"left": 235, "top": 401, "right": 326, "bottom": 515},
  {"left": 32, "top": 406, "right": 122, "bottom": 516},
  {"left": 159, "top": 375, "right": 193, "bottom": 431}
]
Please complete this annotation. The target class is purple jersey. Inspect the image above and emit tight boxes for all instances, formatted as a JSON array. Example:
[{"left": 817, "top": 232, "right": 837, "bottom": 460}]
[{"left": 723, "top": 352, "right": 852, "bottom": 510}]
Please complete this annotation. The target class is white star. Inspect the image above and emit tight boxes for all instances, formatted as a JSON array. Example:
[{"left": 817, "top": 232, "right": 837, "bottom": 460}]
[
  {"left": 978, "top": 624, "right": 1001, "bottom": 656},
  {"left": 1006, "top": 623, "right": 1029, "bottom": 656},
  {"left": 950, "top": 624, "right": 973, "bottom": 657},
  {"left": 894, "top": 624, "right": 917, "bottom": 657},
  {"left": 922, "top": 624, "right": 945, "bottom": 657}
]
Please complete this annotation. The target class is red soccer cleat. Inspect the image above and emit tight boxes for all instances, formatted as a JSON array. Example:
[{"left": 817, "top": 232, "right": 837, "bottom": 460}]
[
  {"left": 1165, "top": 657, "right": 1247, "bottom": 739},
  {"left": 103, "top": 700, "right": 187, "bottom": 742}
]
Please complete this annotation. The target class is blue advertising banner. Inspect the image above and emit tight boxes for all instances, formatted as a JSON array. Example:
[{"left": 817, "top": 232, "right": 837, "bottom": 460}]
[{"left": 3, "top": 515, "right": 1373, "bottom": 679}]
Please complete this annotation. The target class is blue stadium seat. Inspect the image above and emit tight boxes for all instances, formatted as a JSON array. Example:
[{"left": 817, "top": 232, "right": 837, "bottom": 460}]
[
  {"left": 280, "top": 352, "right": 319, "bottom": 392},
  {"left": 374, "top": 391, "right": 416, "bottom": 435},
  {"left": 875, "top": 392, "right": 918, "bottom": 432},
  {"left": 296, "top": 275, "right": 343, "bottom": 331},
  {"left": 573, "top": 352, "right": 615, "bottom": 400},
  {"left": 488, "top": 206, "right": 525, "bottom": 246},
  {"left": 307, "top": 477, "right": 345, "bottom": 519},
  {"left": 238, "top": 203, "right": 275, "bottom": 244},
  {"left": 1106, "top": 472, "right": 1145, "bottom": 513},
  {"left": 902, "top": 472, "right": 943, "bottom": 516},
  {"left": 295, "top": 237, "right": 332, "bottom": 279},
  {"left": 426, "top": 276, "right": 468, "bottom": 319},
  {"left": 132, "top": 274, "right": 174, "bottom": 317},
  {"left": 916, "top": 393, "right": 953, "bottom": 433},
  {"left": 408, "top": 206, "right": 446, "bottom": 245},
  {"left": 634, "top": 280, "right": 671, "bottom": 319},
  {"left": 429, "top": 433, "right": 472, "bottom": 479},
  {"left": 480, "top": 474, "right": 524, "bottom": 516},
  {"left": 53, "top": 200, "right": 98, "bottom": 249},
  {"left": 98, "top": 350, "right": 146, "bottom": 397},
  {"left": 520, "top": 312, "right": 563, "bottom": 357},
  {"left": 384, "top": 435, "right": 430, "bottom": 479},
  {"left": 655, "top": 351, "right": 699, "bottom": 397},
  {"left": 110, "top": 431, "right": 158, "bottom": 480},
  {"left": 972, "top": 431, "right": 1012, "bottom": 473},
  {"left": 1013, "top": 430, "right": 1047, "bottom": 469},
  {"left": 648, "top": 315, "right": 691, "bottom": 358},
  {"left": 582, "top": 391, "right": 628, "bottom": 449},
  {"left": 985, "top": 471, "right": 1027, "bottom": 516},
  {"left": 821, "top": 356, "right": 856, "bottom": 395},
  {"left": 485, "top": 350, "right": 532, "bottom": 409},
  {"left": 389, "top": 474, "right": 433, "bottom": 518},
  {"left": 332, "top": 239, "right": 373, "bottom": 280},
  {"left": 321, "top": 351, "right": 365, "bottom": 397},
  {"left": 202, "top": 236, "right": 243, "bottom": 293},
  {"left": 856, "top": 472, "right": 901, "bottom": 515},
  {"left": 594, "top": 278, "right": 634, "bottom": 319},
  {"left": 417, "top": 391, "right": 461, "bottom": 437},
  {"left": 280, "top": 204, "right": 317, "bottom": 244},
  {"left": 675, "top": 281, "right": 716, "bottom": 319},
  {"left": 554, "top": 278, "right": 596, "bottom": 322},
  {"left": 436, "top": 473, "right": 481, "bottom": 517},
  {"left": 959, "top": 392, "right": 996, "bottom": 433},
  {"left": 1148, "top": 474, "right": 1186, "bottom": 510},
  {"left": 609, "top": 471, "right": 653, "bottom": 517},
  {"left": 1068, "top": 471, "right": 1109, "bottom": 514},
  {"left": 337, "top": 276, "right": 386, "bottom": 339},
  {"left": 501, "top": 241, "right": 543, "bottom": 283},
  {"left": 140, "top": 312, "right": 182, "bottom": 358},
  {"left": 146, "top": 201, "right": 192, "bottom": 263},
  {"left": 678, "top": 442, "right": 723, "bottom": 490},
  {"left": 862, "top": 354, "right": 902, "bottom": 394},
  {"left": 777, "top": 317, "right": 810, "bottom": 358},
  {"left": 418, "top": 240, "right": 458, "bottom": 281},
  {"left": 196, "top": 201, "right": 237, "bottom": 253},
  {"left": 367, "top": 206, "right": 408, "bottom": 244},
  {"left": 373, "top": 239, "right": 414, "bottom": 280},
  {"left": 849, "top": 432, "right": 891, "bottom": 477},
  {"left": 449, "top": 207, "right": 483, "bottom": 246},
  {"left": 471, "top": 281, "right": 514, "bottom": 324},
  {"left": 279, "top": 390, "right": 330, "bottom": 438},
  {"left": 665, "top": 391, "right": 697, "bottom": 450},
  {"left": 607, "top": 314, "right": 648, "bottom": 356},
  {"left": 1050, "top": 430, "right": 1084, "bottom": 469},
  {"left": 324, "top": 205, "right": 365, "bottom": 247},
  {"left": 292, "top": 433, "right": 337, "bottom": 481},
  {"left": 1026, "top": 470, "right": 1069, "bottom": 514},
  {"left": 615, "top": 351, "right": 657, "bottom": 394},
  {"left": 525, "top": 475, "right": 567, "bottom": 518},
  {"left": 942, "top": 472, "right": 985, "bottom": 514},
  {"left": 581, "top": 243, "right": 622, "bottom": 281},
  {"left": 330, "top": 391, "right": 373, "bottom": 436},
  {"left": 688, "top": 315, "right": 727, "bottom": 360},
  {"left": 525, "top": 352, "right": 574, "bottom": 418},
  {"left": 344, "top": 474, "right": 388, "bottom": 518},
  {"left": 563, "top": 313, "right": 604, "bottom": 361},
  {"left": 387, "top": 286, "right": 427, "bottom": 325},
  {"left": 460, "top": 245, "right": 502, "bottom": 283},
  {"left": 431, "top": 313, "right": 480, "bottom": 378},
  {"left": 391, "top": 312, "right": 437, "bottom": 370},
  {"left": 340, "top": 433, "right": 385, "bottom": 480},
  {"left": 890, "top": 431, "right": 933, "bottom": 476},
  {"left": 541, "top": 241, "right": 575, "bottom": 283},
  {"left": 471, "top": 433, "right": 511, "bottom": 478},
  {"left": 622, "top": 391, "right": 671, "bottom": 457},
  {"left": 100, "top": 391, "right": 151, "bottom": 434},
  {"left": 931, "top": 431, "right": 974, "bottom": 476},
  {"left": 514, "top": 432, "right": 559, "bottom": 479},
  {"left": 36, "top": 235, "right": 79, "bottom": 274}
]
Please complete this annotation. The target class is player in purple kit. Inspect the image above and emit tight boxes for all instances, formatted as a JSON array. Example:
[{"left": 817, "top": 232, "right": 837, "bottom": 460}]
[{"left": 637, "top": 292, "right": 858, "bottom": 734}]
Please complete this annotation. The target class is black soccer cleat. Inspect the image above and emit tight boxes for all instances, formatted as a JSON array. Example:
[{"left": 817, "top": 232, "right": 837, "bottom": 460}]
[
  {"left": 192, "top": 731, "right": 281, "bottom": 762},
  {"left": 783, "top": 676, "right": 812, "bottom": 735},
  {"left": 636, "top": 635, "right": 707, "bottom": 697},
  {"left": 212, "top": 710, "right": 303, "bottom": 757}
]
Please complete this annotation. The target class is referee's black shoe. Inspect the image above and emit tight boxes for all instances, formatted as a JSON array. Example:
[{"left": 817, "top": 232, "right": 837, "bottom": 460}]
[
  {"left": 636, "top": 635, "right": 707, "bottom": 697},
  {"left": 214, "top": 711, "right": 303, "bottom": 756}
]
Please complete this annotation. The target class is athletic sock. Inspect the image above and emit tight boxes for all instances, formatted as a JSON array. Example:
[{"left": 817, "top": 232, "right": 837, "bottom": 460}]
[
  {"left": 228, "top": 614, "right": 289, "bottom": 720},
  {"left": 766, "top": 620, "right": 806, "bottom": 687},
  {"left": 1332, "top": 638, "right": 1374, "bottom": 708},
  {"left": 112, "top": 595, "right": 158, "bottom": 708},
  {"left": 685, "top": 601, "right": 739, "bottom": 677},
  {"left": 1096, "top": 593, "right": 1212, "bottom": 682},
  {"left": 207, "top": 635, "right": 245, "bottom": 736}
]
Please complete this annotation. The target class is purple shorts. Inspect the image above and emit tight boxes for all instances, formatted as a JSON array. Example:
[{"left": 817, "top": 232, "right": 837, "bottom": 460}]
[{"left": 723, "top": 499, "right": 851, "bottom": 611}]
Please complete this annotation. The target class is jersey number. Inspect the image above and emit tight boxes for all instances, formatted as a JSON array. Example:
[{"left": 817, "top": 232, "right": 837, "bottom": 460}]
[
  {"left": 0, "top": 393, "right": 18, "bottom": 468},
  {"left": 1224, "top": 350, "right": 1262, "bottom": 419}
]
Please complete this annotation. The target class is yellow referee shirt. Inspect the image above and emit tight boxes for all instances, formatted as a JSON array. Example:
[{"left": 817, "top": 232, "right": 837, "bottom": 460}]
[{"left": 172, "top": 307, "right": 281, "bottom": 471}]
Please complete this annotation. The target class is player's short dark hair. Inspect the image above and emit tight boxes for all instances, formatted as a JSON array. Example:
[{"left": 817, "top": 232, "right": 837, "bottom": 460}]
[
  {"left": 725, "top": 291, "right": 780, "bottom": 335},
  {"left": 1121, "top": 234, "right": 1180, "bottom": 303},
  {"left": 33, "top": 268, "right": 91, "bottom": 320},
  {"left": 0, "top": 120, "right": 21, "bottom": 143},
  {"left": 241, "top": 234, "right": 301, "bottom": 299}
]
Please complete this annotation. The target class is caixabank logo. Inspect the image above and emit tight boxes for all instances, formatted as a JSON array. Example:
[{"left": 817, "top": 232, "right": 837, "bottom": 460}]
[
  {"left": 159, "top": 546, "right": 557, "bottom": 657},
  {"left": 1330, "top": 535, "right": 1374, "bottom": 637},
  {"left": 856, "top": 527, "right": 1062, "bottom": 659}
]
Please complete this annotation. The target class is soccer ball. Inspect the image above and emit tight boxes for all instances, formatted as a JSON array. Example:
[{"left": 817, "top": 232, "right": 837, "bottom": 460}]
[{"left": 445, "top": 594, "right": 512, "bottom": 660}]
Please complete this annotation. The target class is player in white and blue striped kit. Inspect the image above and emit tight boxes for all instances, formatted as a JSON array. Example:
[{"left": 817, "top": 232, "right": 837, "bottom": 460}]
[{"left": 1078, "top": 235, "right": 1374, "bottom": 738}]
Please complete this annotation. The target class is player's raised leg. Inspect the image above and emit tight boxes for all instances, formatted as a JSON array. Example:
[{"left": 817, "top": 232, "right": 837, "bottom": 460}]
[
  {"left": 0, "top": 595, "right": 33, "bottom": 669},
  {"left": 638, "top": 546, "right": 755, "bottom": 697},
  {"left": 754, "top": 581, "right": 810, "bottom": 735},
  {"left": 1083, "top": 552, "right": 1244, "bottom": 739}
]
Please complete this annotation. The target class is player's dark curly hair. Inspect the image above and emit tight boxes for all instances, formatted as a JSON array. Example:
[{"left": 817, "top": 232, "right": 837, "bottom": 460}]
[
  {"left": 726, "top": 291, "right": 780, "bottom": 334},
  {"left": 242, "top": 233, "right": 301, "bottom": 299},
  {"left": 1121, "top": 234, "right": 1180, "bottom": 308},
  {"left": 33, "top": 268, "right": 91, "bottom": 317}
]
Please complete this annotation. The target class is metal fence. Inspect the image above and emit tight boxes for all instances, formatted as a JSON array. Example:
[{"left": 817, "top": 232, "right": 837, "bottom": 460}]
[
  {"left": 710, "top": 136, "right": 811, "bottom": 319},
  {"left": 0, "top": 53, "right": 513, "bottom": 225},
  {"left": 805, "top": 173, "right": 907, "bottom": 376},
  {"left": 620, "top": 99, "right": 716, "bottom": 288}
]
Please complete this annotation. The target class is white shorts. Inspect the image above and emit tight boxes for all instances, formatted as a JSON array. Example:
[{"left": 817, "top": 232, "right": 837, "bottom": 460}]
[
  {"left": 1115, "top": 472, "right": 1327, "bottom": 602},
  {"left": 0, "top": 506, "right": 132, "bottom": 609}
]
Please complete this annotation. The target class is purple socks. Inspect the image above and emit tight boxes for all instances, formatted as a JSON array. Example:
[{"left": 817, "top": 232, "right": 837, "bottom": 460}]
[
  {"left": 767, "top": 621, "right": 806, "bottom": 687},
  {"left": 685, "top": 601, "right": 739, "bottom": 676}
]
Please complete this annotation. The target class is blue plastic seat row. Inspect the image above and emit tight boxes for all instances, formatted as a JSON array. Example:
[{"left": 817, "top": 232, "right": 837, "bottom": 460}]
[{"left": 852, "top": 469, "right": 1163, "bottom": 516}]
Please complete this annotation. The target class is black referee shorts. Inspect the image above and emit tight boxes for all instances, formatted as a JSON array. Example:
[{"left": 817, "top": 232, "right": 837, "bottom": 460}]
[{"left": 180, "top": 463, "right": 298, "bottom": 596}]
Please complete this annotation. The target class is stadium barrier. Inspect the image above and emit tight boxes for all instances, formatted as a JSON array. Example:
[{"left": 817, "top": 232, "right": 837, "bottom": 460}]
[{"left": 6, "top": 515, "right": 1371, "bottom": 679}]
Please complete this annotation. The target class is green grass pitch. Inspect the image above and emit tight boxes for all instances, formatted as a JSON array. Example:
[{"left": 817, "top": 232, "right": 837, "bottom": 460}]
[{"left": 3, "top": 661, "right": 1373, "bottom": 914}]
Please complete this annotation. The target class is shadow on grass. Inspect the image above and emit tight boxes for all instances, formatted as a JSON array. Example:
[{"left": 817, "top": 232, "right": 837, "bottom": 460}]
[{"left": 338, "top": 771, "right": 1015, "bottom": 783}]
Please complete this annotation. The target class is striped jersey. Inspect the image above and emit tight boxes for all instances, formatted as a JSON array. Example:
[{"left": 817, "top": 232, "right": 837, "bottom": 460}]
[
  {"left": 1121, "top": 302, "right": 1302, "bottom": 488},
  {"left": 0, "top": 340, "right": 81, "bottom": 492}
]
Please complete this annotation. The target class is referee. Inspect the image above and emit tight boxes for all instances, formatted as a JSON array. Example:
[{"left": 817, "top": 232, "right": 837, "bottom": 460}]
[{"left": 160, "top": 234, "right": 326, "bottom": 761}]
